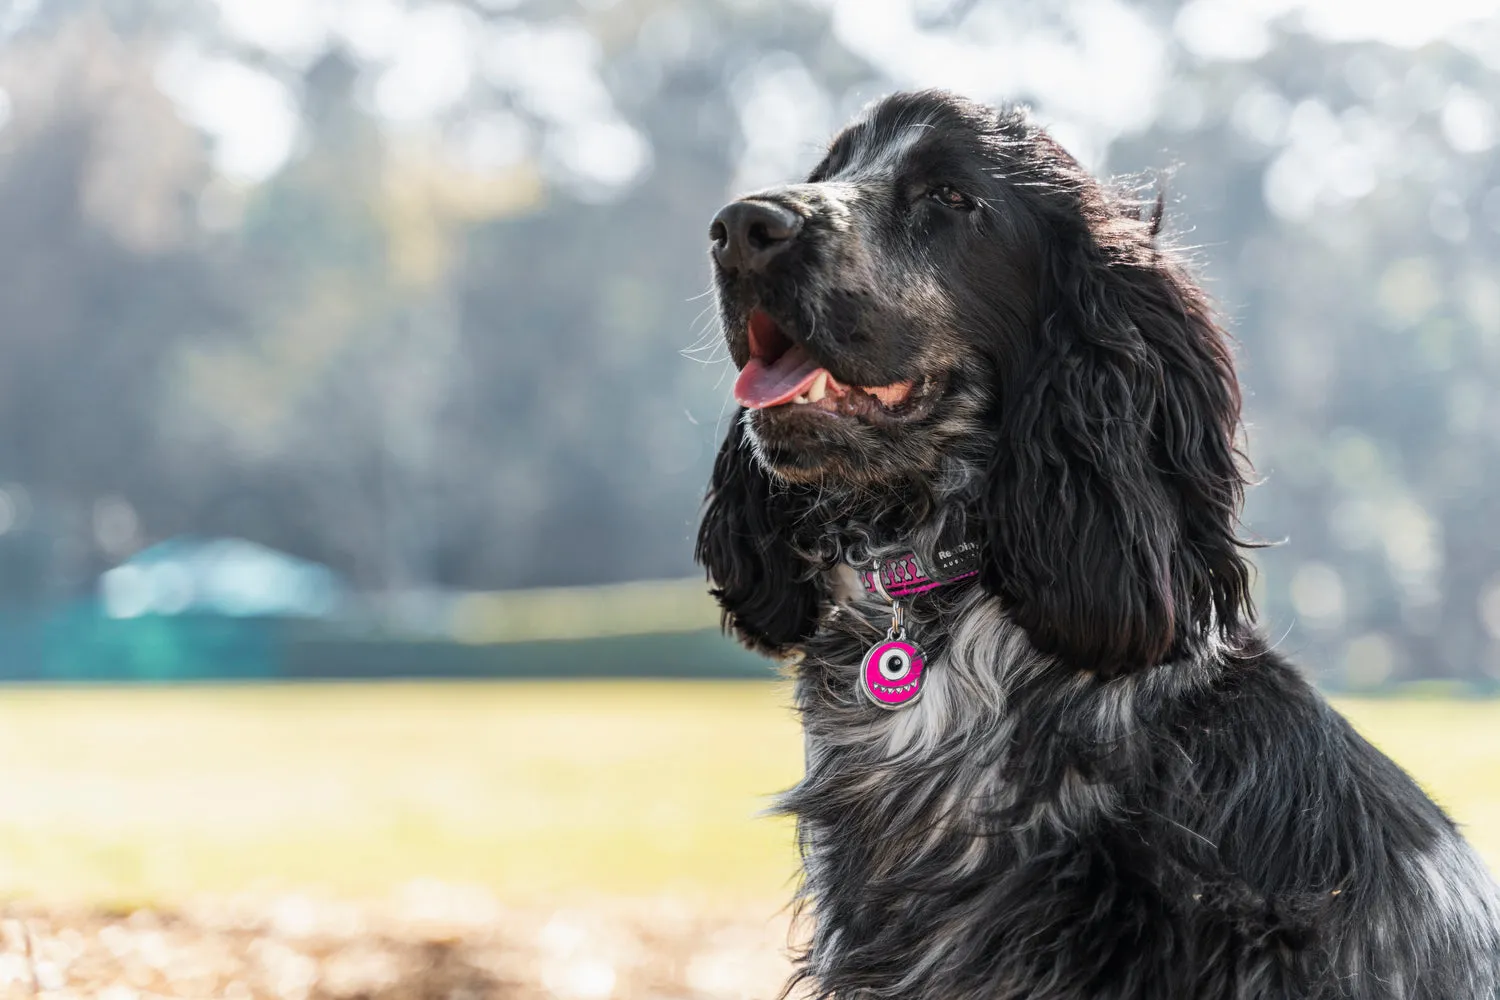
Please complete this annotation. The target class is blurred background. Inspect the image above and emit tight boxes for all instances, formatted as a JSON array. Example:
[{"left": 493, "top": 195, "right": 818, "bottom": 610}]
[{"left": 0, "top": 0, "right": 1497, "bottom": 996}]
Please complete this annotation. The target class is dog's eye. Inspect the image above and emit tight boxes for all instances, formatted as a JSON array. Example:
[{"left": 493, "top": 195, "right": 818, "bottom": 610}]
[{"left": 927, "top": 185, "right": 973, "bottom": 211}]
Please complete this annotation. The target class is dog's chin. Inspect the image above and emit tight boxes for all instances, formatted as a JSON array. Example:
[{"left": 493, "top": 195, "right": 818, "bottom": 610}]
[
  {"left": 745, "top": 408, "right": 868, "bottom": 484},
  {"left": 743, "top": 382, "right": 947, "bottom": 486}
]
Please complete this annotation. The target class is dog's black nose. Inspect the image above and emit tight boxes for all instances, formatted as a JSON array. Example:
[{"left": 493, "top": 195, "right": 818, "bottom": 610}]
[{"left": 710, "top": 200, "right": 802, "bottom": 273}]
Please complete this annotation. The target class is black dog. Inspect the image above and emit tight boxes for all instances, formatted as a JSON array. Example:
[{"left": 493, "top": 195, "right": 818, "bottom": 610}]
[{"left": 696, "top": 91, "right": 1500, "bottom": 999}]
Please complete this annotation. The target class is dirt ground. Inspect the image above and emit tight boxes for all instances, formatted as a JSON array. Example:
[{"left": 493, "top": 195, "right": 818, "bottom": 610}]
[{"left": 0, "top": 888, "right": 796, "bottom": 1000}]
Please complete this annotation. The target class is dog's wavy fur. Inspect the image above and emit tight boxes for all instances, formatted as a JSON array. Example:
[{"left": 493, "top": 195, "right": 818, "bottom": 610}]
[{"left": 697, "top": 91, "right": 1500, "bottom": 999}]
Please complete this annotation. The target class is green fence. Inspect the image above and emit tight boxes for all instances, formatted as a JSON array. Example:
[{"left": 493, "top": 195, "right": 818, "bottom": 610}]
[
  {"left": 3, "top": 598, "right": 1495, "bottom": 692},
  {"left": 0, "top": 600, "right": 771, "bottom": 682}
]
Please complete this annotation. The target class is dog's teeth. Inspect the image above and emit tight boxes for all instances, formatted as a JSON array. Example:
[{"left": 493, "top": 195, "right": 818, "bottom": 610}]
[
  {"left": 792, "top": 394, "right": 809, "bottom": 405},
  {"left": 807, "top": 371, "right": 829, "bottom": 403}
]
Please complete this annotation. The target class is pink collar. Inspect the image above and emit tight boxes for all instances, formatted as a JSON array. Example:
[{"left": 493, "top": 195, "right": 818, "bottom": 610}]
[{"left": 856, "top": 536, "right": 981, "bottom": 601}]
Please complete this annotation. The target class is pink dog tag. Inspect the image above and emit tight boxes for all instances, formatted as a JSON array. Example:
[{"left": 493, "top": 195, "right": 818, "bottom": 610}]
[{"left": 860, "top": 636, "right": 926, "bottom": 709}]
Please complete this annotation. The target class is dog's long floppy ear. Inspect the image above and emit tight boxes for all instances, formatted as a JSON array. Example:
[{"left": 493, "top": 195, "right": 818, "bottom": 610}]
[
  {"left": 981, "top": 190, "right": 1253, "bottom": 677},
  {"left": 695, "top": 412, "right": 821, "bottom": 656}
]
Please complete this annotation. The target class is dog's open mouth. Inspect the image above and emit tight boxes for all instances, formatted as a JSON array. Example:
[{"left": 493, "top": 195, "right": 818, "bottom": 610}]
[{"left": 733, "top": 309, "right": 917, "bottom": 415}]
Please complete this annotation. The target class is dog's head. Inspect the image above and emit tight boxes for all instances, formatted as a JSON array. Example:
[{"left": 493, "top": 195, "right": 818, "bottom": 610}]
[{"left": 697, "top": 90, "right": 1252, "bottom": 676}]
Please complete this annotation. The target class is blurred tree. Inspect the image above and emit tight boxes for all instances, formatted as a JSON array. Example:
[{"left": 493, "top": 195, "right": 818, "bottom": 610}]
[
  {"left": 0, "top": 0, "right": 1495, "bottom": 684},
  {"left": 0, "top": 17, "right": 223, "bottom": 598}
]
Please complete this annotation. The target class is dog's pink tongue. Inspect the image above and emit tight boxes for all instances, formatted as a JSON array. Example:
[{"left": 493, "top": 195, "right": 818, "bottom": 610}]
[{"left": 734, "top": 344, "right": 826, "bottom": 409}]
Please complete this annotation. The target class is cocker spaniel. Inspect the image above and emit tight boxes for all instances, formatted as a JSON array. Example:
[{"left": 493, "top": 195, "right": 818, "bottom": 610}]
[{"left": 696, "top": 90, "right": 1500, "bottom": 999}]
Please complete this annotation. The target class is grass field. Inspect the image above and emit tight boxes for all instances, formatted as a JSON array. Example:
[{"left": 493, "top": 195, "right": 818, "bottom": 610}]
[{"left": 0, "top": 681, "right": 1494, "bottom": 908}]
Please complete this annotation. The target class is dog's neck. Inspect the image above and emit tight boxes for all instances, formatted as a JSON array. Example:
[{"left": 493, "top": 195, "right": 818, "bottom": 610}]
[{"left": 804, "top": 554, "right": 1228, "bottom": 757}]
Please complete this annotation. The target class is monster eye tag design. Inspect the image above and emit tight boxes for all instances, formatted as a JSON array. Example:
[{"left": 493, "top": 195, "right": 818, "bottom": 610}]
[{"left": 860, "top": 636, "right": 926, "bottom": 709}]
